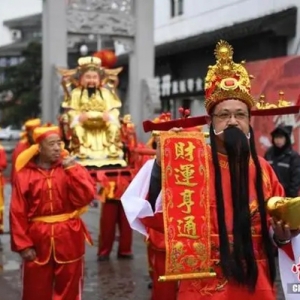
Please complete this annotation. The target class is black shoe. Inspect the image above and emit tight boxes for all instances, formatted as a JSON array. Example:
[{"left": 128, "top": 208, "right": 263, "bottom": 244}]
[
  {"left": 97, "top": 255, "right": 110, "bottom": 261},
  {"left": 117, "top": 254, "right": 133, "bottom": 260},
  {"left": 148, "top": 282, "right": 153, "bottom": 289}
]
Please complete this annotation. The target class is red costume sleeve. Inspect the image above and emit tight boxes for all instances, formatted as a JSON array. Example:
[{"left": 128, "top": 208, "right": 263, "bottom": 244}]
[
  {"left": 263, "top": 158, "right": 295, "bottom": 261},
  {"left": 10, "top": 174, "right": 34, "bottom": 252},
  {"left": 0, "top": 146, "right": 7, "bottom": 170},
  {"left": 65, "top": 164, "right": 96, "bottom": 207},
  {"left": 140, "top": 213, "right": 164, "bottom": 233}
]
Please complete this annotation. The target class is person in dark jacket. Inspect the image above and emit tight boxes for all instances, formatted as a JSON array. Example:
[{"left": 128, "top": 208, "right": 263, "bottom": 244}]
[{"left": 264, "top": 125, "right": 300, "bottom": 197}]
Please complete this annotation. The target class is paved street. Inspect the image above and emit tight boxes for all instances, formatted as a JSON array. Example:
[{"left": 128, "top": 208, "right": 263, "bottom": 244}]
[{"left": 0, "top": 141, "right": 286, "bottom": 299}]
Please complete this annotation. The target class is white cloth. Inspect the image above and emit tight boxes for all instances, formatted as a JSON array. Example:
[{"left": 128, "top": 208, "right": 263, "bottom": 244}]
[
  {"left": 278, "top": 235, "right": 300, "bottom": 299},
  {"left": 120, "top": 159, "right": 162, "bottom": 237}
]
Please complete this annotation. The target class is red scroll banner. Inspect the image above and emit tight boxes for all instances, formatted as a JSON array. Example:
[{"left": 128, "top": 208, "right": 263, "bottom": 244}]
[{"left": 158, "top": 131, "right": 216, "bottom": 282}]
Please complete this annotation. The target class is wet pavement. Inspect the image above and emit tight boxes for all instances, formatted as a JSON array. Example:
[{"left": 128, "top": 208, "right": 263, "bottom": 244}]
[{"left": 0, "top": 141, "right": 286, "bottom": 299}]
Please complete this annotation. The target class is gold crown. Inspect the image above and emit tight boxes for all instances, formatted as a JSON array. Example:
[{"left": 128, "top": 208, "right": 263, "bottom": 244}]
[
  {"left": 77, "top": 56, "right": 102, "bottom": 69},
  {"left": 204, "top": 40, "right": 256, "bottom": 113}
]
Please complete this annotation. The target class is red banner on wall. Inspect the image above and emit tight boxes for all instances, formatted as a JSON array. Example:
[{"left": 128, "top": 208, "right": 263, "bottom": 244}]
[
  {"left": 246, "top": 56, "right": 300, "bottom": 156},
  {"left": 159, "top": 131, "right": 216, "bottom": 281}
]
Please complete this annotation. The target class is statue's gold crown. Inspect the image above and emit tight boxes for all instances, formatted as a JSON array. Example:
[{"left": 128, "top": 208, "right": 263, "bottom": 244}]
[
  {"left": 205, "top": 40, "right": 256, "bottom": 113},
  {"left": 77, "top": 56, "right": 102, "bottom": 69}
]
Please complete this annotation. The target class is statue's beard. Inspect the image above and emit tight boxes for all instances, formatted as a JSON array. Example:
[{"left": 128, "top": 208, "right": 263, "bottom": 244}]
[
  {"left": 87, "top": 87, "right": 96, "bottom": 98},
  {"left": 222, "top": 126, "right": 257, "bottom": 289}
]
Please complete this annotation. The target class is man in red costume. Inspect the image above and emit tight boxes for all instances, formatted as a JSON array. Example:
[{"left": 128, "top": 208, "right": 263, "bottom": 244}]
[
  {"left": 10, "top": 125, "right": 95, "bottom": 300},
  {"left": 97, "top": 180, "right": 134, "bottom": 261},
  {"left": 144, "top": 132, "right": 158, "bottom": 290},
  {"left": 0, "top": 143, "right": 7, "bottom": 238},
  {"left": 11, "top": 118, "right": 41, "bottom": 182},
  {"left": 122, "top": 113, "right": 191, "bottom": 300},
  {"left": 122, "top": 40, "right": 299, "bottom": 300}
]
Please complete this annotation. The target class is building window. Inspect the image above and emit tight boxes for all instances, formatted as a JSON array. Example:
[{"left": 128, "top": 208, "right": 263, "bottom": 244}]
[
  {"left": 171, "top": 0, "right": 184, "bottom": 18},
  {"left": 33, "top": 31, "right": 42, "bottom": 38},
  {"left": 9, "top": 57, "right": 19, "bottom": 66},
  {"left": 0, "top": 73, "right": 5, "bottom": 84},
  {"left": 161, "top": 99, "right": 171, "bottom": 113},
  {"left": 0, "top": 58, "right": 7, "bottom": 67}
]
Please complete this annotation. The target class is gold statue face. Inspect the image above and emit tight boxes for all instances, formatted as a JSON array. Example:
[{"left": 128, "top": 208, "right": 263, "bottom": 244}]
[{"left": 80, "top": 70, "right": 100, "bottom": 88}]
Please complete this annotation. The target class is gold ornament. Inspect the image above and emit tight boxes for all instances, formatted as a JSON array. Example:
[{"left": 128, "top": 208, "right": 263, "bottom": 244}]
[{"left": 267, "top": 196, "right": 300, "bottom": 230}]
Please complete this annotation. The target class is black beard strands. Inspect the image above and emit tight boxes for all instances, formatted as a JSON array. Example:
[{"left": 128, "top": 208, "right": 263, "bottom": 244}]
[
  {"left": 249, "top": 126, "right": 276, "bottom": 286},
  {"left": 210, "top": 125, "right": 231, "bottom": 279},
  {"left": 223, "top": 126, "right": 258, "bottom": 291},
  {"left": 210, "top": 125, "right": 258, "bottom": 291},
  {"left": 87, "top": 87, "right": 96, "bottom": 98}
]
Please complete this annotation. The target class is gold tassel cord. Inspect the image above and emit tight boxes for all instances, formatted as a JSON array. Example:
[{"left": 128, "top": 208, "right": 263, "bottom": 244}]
[{"left": 158, "top": 271, "right": 217, "bottom": 282}]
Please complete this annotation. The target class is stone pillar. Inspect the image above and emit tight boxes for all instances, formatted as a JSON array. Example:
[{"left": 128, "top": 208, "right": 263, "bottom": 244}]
[
  {"left": 42, "top": 0, "right": 67, "bottom": 123},
  {"left": 128, "top": 0, "right": 155, "bottom": 141}
]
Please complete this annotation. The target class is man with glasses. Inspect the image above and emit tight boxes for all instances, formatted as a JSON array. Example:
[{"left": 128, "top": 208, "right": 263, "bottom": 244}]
[{"left": 122, "top": 40, "right": 299, "bottom": 300}]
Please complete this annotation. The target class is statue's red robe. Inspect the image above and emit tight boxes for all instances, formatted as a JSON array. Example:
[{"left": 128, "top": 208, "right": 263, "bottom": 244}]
[{"left": 10, "top": 161, "right": 95, "bottom": 300}]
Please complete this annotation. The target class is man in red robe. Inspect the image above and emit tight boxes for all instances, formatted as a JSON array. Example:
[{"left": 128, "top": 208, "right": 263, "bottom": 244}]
[
  {"left": 121, "top": 40, "right": 299, "bottom": 300},
  {"left": 0, "top": 143, "right": 7, "bottom": 237},
  {"left": 97, "top": 120, "right": 157, "bottom": 262},
  {"left": 10, "top": 118, "right": 41, "bottom": 182},
  {"left": 122, "top": 131, "right": 178, "bottom": 300},
  {"left": 10, "top": 126, "right": 95, "bottom": 300},
  {"left": 97, "top": 194, "right": 134, "bottom": 261},
  {"left": 145, "top": 125, "right": 177, "bottom": 297}
]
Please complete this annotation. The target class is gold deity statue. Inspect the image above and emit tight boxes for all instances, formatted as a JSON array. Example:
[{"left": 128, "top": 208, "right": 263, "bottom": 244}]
[{"left": 57, "top": 56, "right": 126, "bottom": 167}]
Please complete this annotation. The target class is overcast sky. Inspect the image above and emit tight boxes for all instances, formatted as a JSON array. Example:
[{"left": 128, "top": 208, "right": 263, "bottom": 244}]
[{"left": 0, "top": 0, "right": 42, "bottom": 46}]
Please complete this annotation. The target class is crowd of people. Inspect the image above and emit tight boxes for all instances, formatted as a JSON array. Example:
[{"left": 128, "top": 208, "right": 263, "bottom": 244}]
[{"left": 0, "top": 39, "right": 300, "bottom": 300}]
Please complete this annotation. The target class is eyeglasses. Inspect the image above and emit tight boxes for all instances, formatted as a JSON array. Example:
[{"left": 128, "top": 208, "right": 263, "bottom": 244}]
[{"left": 212, "top": 112, "right": 249, "bottom": 120}]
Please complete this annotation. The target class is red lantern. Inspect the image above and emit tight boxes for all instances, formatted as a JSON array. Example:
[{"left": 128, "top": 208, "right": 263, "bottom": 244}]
[{"left": 93, "top": 49, "right": 117, "bottom": 68}]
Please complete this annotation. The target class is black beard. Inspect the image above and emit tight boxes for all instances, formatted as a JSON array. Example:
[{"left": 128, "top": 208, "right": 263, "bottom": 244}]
[
  {"left": 87, "top": 87, "right": 96, "bottom": 98},
  {"left": 223, "top": 126, "right": 250, "bottom": 160},
  {"left": 224, "top": 126, "right": 257, "bottom": 290},
  {"left": 210, "top": 125, "right": 276, "bottom": 291}
]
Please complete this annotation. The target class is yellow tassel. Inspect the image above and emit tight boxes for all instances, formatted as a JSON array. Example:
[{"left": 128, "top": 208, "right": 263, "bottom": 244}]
[{"left": 15, "top": 144, "right": 39, "bottom": 172}]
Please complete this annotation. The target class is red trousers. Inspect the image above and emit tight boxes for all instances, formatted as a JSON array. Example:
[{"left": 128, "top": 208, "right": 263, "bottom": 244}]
[
  {"left": 147, "top": 242, "right": 154, "bottom": 280},
  {"left": 150, "top": 247, "right": 178, "bottom": 300},
  {"left": 98, "top": 200, "right": 132, "bottom": 257},
  {"left": 21, "top": 257, "right": 83, "bottom": 300}
]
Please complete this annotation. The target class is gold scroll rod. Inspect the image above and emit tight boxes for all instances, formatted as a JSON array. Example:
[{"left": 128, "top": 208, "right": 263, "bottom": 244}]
[{"left": 158, "top": 271, "right": 217, "bottom": 282}]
